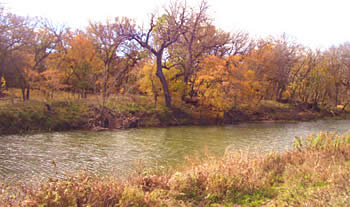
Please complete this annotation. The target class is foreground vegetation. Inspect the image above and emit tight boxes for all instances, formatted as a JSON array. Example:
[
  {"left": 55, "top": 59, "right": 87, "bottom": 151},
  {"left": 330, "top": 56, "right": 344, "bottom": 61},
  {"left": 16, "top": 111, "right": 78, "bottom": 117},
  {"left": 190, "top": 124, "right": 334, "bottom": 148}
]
[{"left": 1, "top": 132, "right": 350, "bottom": 206}]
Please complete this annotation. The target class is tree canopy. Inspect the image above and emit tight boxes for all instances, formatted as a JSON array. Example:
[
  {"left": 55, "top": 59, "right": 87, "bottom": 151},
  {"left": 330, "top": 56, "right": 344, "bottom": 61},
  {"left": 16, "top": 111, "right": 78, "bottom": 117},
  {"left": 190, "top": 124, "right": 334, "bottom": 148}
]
[{"left": 0, "top": 1, "right": 349, "bottom": 113}]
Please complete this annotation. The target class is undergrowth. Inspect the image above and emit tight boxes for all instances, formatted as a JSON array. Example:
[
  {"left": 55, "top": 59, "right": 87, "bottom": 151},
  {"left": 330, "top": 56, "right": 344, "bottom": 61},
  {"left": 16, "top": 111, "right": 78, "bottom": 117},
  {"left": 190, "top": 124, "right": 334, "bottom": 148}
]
[
  {"left": 0, "top": 101, "right": 90, "bottom": 134},
  {"left": 1, "top": 131, "right": 350, "bottom": 206}
]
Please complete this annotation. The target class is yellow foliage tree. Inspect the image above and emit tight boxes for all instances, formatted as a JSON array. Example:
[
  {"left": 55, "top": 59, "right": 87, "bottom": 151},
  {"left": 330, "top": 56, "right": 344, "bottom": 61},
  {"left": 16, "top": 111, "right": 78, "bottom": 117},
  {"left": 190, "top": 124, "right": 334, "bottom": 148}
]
[
  {"left": 138, "top": 61, "right": 186, "bottom": 107},
  {"left": 194, "top": 55, "right": 261, "bottom": 111},
  {"left": 57, "top": 33, "right": 103, "bottom": 98},
  {"left": 138, "top": 63, "right": 161, "bottom": 106}
]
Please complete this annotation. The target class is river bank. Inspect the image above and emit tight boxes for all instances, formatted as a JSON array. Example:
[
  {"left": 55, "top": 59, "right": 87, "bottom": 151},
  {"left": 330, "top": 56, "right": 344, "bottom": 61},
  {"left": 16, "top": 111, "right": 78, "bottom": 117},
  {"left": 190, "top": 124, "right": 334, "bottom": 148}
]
[
  {"left": 0, "top": 96, "right": 349, "bottom": 135},
  {"left": 1, "top": 131, "right": 349, "bottom": 206}
]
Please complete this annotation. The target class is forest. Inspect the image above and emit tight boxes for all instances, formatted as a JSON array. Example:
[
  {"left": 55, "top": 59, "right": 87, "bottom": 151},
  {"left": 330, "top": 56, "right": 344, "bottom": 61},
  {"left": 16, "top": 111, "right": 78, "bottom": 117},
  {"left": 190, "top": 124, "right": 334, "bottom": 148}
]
[
  {"left": 1, "top": 1, "right": 350, "bottom": 206},
  {"left": 0, "top": 1, "right": 350, "bottom": 133}
]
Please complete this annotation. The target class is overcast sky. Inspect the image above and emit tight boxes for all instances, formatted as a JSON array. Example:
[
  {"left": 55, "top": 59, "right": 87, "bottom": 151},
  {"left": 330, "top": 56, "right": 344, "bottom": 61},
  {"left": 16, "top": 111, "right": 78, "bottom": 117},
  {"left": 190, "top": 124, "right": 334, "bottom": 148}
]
[{"left": 4, "top": 0, "right": 350, "bottom": 49}]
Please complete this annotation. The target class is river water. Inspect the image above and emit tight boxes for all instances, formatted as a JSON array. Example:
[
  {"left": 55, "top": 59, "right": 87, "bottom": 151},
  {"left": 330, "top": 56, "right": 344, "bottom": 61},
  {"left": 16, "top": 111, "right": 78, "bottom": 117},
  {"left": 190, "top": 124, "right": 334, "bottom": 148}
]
[{"left": 0, "top": 120, "right": 349, "bottom": 181}]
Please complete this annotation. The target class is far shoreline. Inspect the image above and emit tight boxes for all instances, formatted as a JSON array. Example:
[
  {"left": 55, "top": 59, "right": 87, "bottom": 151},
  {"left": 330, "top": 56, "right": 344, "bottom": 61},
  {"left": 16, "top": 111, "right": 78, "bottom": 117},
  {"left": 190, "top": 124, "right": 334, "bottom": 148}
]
[{"left": 1, "top": 106, "right": 349, "bottom": 135}]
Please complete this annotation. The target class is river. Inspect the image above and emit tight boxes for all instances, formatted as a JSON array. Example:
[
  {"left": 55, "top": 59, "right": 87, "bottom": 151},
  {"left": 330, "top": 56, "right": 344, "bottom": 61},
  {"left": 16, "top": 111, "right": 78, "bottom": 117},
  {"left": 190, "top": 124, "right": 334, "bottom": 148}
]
[{"left": 0, "top": 120, "right": 349, "bottom": 181}]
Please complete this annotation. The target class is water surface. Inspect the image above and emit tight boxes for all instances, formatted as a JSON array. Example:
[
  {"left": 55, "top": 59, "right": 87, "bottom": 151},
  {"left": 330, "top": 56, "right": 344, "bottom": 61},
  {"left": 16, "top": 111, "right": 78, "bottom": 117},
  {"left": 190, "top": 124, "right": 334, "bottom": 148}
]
[{"left": 0, "top": 120, "right": 349, "bottom": 181}]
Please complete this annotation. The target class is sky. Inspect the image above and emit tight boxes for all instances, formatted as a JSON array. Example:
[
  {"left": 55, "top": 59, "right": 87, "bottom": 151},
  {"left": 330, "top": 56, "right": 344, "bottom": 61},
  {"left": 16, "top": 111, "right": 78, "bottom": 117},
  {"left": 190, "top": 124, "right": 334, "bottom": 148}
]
[{"left": 4, "top": 0, "right": 350, "bottom": 49}]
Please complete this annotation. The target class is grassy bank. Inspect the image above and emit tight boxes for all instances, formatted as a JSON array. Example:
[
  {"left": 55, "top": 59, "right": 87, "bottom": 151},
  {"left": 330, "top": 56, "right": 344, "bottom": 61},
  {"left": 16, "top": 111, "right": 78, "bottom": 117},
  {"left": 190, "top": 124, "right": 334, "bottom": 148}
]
[
  {"left": 0, "top": 90, "right": 172, "bottom": 134},
  {"left": 1, "top": 89, "right": 349, "bottom": 134},
  {"left": 0, "top": 101, "right": 91, "bottom": 134},
  {"left": 1, "top": 132, "right": 350, "bottom": 206},
  {"left": 0, "top": 94, "right": 192, "bottom": 134}
]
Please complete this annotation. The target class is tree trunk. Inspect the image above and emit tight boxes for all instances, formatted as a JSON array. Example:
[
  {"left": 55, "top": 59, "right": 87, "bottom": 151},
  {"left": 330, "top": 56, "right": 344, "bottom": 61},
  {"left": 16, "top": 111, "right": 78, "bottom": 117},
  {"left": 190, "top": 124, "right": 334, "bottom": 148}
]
[
  {"left": 151, "top": 79, "right": 158, "bottom": 108},
  {"left": 100, "top": 64, "right": 109, "bottom": 122},
  {"left": 335, "top": 84, "right": 339, "bottom": 106},
  {"left": 156, "top": 56, "right": 171, "bottom": 108},
  {"left": 26, "top": 86, "right": 30, "bottom": 100},
  {"left": 81, "top": 90, "right": 87, "bottom": 99},
  {"left": 342, "top": 102, "right": 349, "bottom": 112},
  {"left": 21, "top": 87, "right": 26, "bottom": 101},
  {"left": 184, "top": 53, "right": 192, "bottom": 84}
]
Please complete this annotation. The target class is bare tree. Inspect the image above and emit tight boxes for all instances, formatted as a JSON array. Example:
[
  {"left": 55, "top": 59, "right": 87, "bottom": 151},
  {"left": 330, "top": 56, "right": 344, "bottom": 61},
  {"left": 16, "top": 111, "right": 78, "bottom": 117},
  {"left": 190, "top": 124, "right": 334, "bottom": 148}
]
[
  {"left": 23, "top": 18, "right": 65, "bottom": 100},
  {"left": 167, "top": 0, "right": 230, "bottom": 100},
  {"left": 125, "top": 1, "right": 187, "bottom": 108},
  {"left": 252, "top": 35, "right": 302, "bottom": 102},
  {"left": 0, "top": 11, "right": 64, "bottom": 100},
  {"left": 88, "top": 17, "right": 140, "bottom": 125},
  {"left": 0, "top": 11, "right": 33, "bottom": 96},
  {"left": 229, "top": 31, "right": 255, "bottom": 56}
]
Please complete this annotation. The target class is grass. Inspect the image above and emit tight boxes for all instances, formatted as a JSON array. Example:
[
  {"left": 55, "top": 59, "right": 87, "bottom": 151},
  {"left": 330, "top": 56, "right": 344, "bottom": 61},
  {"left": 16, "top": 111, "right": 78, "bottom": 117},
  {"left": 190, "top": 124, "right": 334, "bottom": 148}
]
[
  {"left": 0, "top": 89, "right": 203, "bottom": 133},
  {"left": 1, "top": 131, "right": 349, "bottom": 206},
  {"left": 1, "top": 88, "right": 349, "bottom": 134},
  {"left": 0, "top": 89, "right": 170, "bottom": 134},
  {"left": 0, "top": 100, "right": 91, "bottom": 134},
  {"left": 106, "top": 95, "right": 160, "bottom": 114},
  {"left": 260, "top": 100, "right": 294, "bottom": 110}
]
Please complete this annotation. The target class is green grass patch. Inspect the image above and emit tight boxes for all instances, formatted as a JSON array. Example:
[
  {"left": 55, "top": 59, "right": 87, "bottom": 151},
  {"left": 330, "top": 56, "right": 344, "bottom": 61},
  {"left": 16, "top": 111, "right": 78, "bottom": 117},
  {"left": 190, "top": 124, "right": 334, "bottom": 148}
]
[{"left": 0, "top": 101, "right": 90, "bottom": 134}]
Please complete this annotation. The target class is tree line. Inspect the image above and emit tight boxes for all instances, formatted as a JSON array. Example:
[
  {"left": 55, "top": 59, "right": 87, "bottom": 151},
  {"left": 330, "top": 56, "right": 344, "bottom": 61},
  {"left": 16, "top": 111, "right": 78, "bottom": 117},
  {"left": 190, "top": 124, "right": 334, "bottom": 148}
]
[{"left": 0, "top": 1, "right": 349, "bottom": 112}]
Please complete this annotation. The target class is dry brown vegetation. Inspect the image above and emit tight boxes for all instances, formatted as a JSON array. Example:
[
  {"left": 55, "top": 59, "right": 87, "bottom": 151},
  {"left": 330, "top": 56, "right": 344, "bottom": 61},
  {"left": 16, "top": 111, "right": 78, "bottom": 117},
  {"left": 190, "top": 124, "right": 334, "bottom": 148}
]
[{"left": 1, "top": 131, "right": 349, "bottom": 206}]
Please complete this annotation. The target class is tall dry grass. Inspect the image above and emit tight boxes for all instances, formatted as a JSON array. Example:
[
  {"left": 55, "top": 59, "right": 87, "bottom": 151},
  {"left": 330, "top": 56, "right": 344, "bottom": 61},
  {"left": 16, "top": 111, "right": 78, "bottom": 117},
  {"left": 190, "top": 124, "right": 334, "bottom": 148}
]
[{"left": 1, "top": 131, "right": 349, "bottom": 206}]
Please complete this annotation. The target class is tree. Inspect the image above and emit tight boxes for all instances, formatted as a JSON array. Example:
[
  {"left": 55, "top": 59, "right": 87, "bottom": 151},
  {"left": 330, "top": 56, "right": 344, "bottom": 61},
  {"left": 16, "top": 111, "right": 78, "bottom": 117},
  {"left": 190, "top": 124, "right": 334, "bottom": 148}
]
[
  {"left": 0, "top": 14, "right": 64, "bottom": 101},
  {"left": 194, "top": 55, "right": 261, "bottom": 111},
  {"left": 246, "top": 36, "right": 301, "bottom": 102},
  {"left": 0, "top": 75, "right": 5, "bottom": 96},
  {"left": 56, "top": 32, "right": 102, "bottom": 98},
  {"left": 138, "top": 62, "right": 162, "bottom": 107},
  {"left": 228, "top": 31, "right": 255, "bottom": 56},
  {"left": 288, "top": 49, "right": 320, "bottom": 102},
  {"left": 338, "top": 43, "right": 350, "bottom": 109},
  {"left": 88, "top": 17, "right": 140, "bottom": 122},
  {"left": 126, "top": 1, "right": 187, "bottom": 108},
  {"left": 22, "top": 19, "right": 65, "bottom": 100},
  {"left": 167, "top": 0, "right": 231, "bottom": 101},
  {"left": 0, "top": 10, "right": 33, "bottom": 97}
]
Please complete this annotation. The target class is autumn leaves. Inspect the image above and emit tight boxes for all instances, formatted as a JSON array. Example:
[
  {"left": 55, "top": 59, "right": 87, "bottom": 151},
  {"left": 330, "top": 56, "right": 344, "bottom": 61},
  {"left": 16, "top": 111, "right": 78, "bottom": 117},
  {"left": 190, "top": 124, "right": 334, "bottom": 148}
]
[{"left": 0, "top": 1, "right": 349, "bottom": 113}]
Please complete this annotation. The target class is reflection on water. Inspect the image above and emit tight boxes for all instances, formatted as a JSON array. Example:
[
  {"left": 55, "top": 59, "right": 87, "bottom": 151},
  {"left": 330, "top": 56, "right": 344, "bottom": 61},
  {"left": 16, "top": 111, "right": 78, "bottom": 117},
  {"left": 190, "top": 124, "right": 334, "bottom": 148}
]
[{"left": 0, "top": 119, "right": 349, "bottom": 181}]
